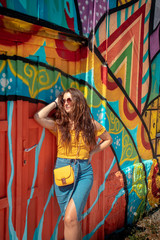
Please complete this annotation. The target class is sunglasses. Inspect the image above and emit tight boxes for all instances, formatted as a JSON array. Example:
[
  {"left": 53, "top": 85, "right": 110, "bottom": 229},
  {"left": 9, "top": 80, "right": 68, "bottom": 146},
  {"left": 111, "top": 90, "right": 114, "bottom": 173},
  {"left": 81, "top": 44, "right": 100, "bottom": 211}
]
[{"left": 62, "top": 97, "right": 72, "bottom": 105}]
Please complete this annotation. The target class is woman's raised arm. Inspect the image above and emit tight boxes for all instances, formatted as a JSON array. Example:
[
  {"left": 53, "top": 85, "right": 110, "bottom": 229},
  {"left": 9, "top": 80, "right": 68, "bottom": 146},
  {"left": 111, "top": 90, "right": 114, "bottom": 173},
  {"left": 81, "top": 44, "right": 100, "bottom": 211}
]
[{"left": 34, "top": 100, "right": 58, "bottom": 130}]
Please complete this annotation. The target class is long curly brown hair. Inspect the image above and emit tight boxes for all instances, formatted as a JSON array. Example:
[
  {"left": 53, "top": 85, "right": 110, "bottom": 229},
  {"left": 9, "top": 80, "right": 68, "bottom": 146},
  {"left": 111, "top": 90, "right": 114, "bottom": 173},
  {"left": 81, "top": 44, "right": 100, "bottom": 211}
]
[{"left": 53, "top": 88, "right": 96, "bottom": 147}]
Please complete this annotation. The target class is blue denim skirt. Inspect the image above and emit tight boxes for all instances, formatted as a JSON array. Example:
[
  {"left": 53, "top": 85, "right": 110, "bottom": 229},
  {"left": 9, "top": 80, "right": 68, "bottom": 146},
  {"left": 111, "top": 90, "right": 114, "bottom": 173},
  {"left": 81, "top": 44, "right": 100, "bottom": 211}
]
[{"left": 54, "top": 158, "right": 93, "bottom": 221}]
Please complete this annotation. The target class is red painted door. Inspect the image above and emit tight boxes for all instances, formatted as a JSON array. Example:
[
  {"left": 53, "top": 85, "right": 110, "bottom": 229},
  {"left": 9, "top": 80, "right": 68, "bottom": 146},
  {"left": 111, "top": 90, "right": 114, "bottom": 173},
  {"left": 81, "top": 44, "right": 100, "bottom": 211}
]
[{"left": 0, "top": 100, "right": 10, "bottom": 240}]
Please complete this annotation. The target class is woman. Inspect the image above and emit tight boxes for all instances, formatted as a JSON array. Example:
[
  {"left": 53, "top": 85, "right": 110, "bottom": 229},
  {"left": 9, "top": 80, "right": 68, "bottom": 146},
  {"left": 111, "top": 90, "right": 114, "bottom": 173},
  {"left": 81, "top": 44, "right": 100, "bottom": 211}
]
[{"left": 34, "top": 88, "right": 112, "bottom": 240}]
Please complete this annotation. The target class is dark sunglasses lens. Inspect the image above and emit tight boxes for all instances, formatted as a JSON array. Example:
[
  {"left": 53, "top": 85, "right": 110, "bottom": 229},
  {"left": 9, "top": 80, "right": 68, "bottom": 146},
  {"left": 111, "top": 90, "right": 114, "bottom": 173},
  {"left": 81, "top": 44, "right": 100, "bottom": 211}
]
[
  {"left": 67, "top": 98, "right": 72, "bottom": 104},
  {"left": 62, "top": 98, "right": 72, "bottom": 105}
]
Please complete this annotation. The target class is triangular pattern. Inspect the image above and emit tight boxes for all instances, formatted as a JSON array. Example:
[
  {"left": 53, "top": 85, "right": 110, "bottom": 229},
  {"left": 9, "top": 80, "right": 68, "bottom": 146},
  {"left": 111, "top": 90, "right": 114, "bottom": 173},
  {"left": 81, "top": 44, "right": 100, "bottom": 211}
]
[
  {"left": 110, "top": 41, "right": 133, "bottom": 96},
  {"left": 98, "top": 4, "right": 145, "bottom": 112}
]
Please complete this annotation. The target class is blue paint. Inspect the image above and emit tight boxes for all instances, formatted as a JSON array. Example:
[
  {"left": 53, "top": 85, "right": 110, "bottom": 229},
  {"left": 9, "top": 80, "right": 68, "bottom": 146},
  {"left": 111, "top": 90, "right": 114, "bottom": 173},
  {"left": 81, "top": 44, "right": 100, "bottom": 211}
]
[
  {"left": 111, "top": 132, "right": 123, "bottom": 164},
  {"left": 146, "top": 201, "right": 151, "bottom": 211},
  {"left": 64, "top": 0, "right": 79, "bottom": 34},
  {"left": 19, "top": 0, "right": 27, "bottom": 9},
  {"left": 22, "top": 128, "right": 45, "bottom": 240},
  {"left": 127, "top": 189, "right": 145, "bottom": 224},
  {"left": 139, "top": 0, "right": 142, "bottom": 8},
  {"left": 83, "top": 188, "right": 125, "bottom": 240},
  {"left": 33, "top": 185, "right": 54, "bottom": 240},
  {"left": 73, "top": 69, "right": 95, "bottom": 88},
  {"left": 126, "top": 162, "right": 147, "bottom": 225},
  {"left": 143, "top": 50, "right": 148, "bottom": 62},
  {"left": 123, "top": 166, "right": 133, "bottom": 190},
  {"left": 109, "top": 0, "right": 116, "bottom": 9},
  {"left": 142, "top": 68, "right": 149, "bottom": 84},
  {"left": 125, "top": 7, "right": 128, "bottom": 21},
  {"left": 108, "top": 101, "right": 120, "bottom": 118},
  {"left": 95, "top": 28, "right": 100, "bottom": 47},
  {"left": 6, "top": 0, "right": 79, "bottom": 34},
  {"left": 143, "top": 33, "right": 149, "bottom": 44},
  {"left": 0, "top": 61, "right": 16, "bottom": 96},
  {"left": 106, "top": 13, "right": 110, "bottom": 38},
  {"left": 50, "top": 214, "right": 62, "bottom": 240},
  {"left": 142, "top": 159, "right": 153, "bottom": 178},
  {"left": 28, "top": 41, "right": 48, "bottom": 64},
  {"left": 145, "top": 11, "right": 150, "bottom": 24},
  {"left": 6, "top": 0, "right": 17, "bottom": 10},
  {"left": 82, "top": 157, "right": 117, "bottom": 219},
  {"left": 117, "top": 10, "right": 121, "bottom": 29},
  {"left": 131, "top": 4, "right": 135, "bottom": 15},
  {"left": 141, "top": 93, "right": 147, "bottom": 104},
  {"left": 149, "top": 54, "right": 160, "bottom": 103},
  {"left": 7, "top": 101, "right": 18, "bottom": 240},
  {"left": 92, "top": 105, "right": 109, "bottom": 130}
]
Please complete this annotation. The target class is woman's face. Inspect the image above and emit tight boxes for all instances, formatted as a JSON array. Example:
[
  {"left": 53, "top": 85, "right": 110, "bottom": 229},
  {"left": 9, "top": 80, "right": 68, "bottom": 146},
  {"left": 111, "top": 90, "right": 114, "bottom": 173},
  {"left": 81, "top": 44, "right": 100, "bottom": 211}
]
[{"left": 62, "top": 92, "right": 74, "bottom": 114}]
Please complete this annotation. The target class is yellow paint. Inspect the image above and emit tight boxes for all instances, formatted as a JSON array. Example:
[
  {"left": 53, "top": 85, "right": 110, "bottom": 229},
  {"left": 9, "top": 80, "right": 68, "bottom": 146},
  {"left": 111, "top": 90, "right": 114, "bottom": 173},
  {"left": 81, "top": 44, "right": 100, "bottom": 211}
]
[
  {"left": 150, "top": 110, "right": 157, "bottom": 139},
  {"left": 109, "top": 113, "right": 123, "bottom": 134},
  {"left": 157, "top": 110, "right": 160, "bottom": 133},
  {"left": 137, "top": 122, "right": 153, "bottom": 159},
  {"left": 0, "top": 61, "right": 6, "bottom": 73},
  {"left": 119, "top": 95, "right": 140, "bottom": 129},
  {"left": 118, "top": 0, "right": 132, "bottom": 6},
  {"left": 157, "top": 139, "right": 160, "bottom": 155},
  {"left": 8, "top": 59, "right": 60, "bottom": 98},
  {"left": 63, "top": 41, "right": 80, "bottom": 51}
]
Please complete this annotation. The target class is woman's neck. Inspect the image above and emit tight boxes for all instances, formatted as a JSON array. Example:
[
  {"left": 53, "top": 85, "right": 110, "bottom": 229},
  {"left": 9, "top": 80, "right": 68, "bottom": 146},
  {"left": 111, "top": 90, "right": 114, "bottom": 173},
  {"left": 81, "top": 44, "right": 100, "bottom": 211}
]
[{"left": 69, "top": 118, "right": 75, "bottom": 130}]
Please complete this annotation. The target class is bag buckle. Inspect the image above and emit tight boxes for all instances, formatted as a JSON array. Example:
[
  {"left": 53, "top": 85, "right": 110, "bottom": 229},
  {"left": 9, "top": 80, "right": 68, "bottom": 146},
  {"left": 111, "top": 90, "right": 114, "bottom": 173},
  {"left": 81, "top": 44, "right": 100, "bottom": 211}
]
[{"left": 61, "top": 178, "right": 66, "bottom": 185}]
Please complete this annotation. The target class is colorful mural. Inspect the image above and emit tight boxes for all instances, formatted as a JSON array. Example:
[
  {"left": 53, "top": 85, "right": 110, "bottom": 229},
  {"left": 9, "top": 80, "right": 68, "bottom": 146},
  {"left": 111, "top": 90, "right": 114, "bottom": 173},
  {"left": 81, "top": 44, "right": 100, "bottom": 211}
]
[{"left": 0, "top": 0, "right": 160, "bottom": 239}]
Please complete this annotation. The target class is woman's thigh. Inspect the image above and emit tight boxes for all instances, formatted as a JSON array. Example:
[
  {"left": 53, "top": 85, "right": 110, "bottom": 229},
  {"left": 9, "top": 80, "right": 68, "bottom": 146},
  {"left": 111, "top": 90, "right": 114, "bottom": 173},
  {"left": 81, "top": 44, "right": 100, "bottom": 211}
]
[{"left": 64, "top": 198, "right": 78, "bottom": 221}]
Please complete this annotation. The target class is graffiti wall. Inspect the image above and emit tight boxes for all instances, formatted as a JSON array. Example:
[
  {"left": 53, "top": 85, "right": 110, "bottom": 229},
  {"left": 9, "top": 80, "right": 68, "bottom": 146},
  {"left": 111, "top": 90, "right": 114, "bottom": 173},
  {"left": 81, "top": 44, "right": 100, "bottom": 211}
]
[{"left": 0, "top": 0, "right": 160, "bottom": 239}]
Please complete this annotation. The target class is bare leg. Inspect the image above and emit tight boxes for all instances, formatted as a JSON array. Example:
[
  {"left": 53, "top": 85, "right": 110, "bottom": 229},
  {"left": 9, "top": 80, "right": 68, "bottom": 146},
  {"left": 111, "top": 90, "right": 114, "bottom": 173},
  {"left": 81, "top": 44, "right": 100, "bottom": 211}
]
[{"left": 64, "top": 198, "right": 82, "bottom": 240}]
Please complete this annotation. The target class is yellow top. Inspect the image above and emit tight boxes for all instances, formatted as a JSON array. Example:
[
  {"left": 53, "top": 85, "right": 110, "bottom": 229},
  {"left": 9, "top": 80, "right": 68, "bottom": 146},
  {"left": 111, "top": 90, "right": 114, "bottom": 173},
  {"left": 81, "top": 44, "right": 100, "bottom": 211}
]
[{"left": 50, "top": 123, "right": 106, "bottom": 159}]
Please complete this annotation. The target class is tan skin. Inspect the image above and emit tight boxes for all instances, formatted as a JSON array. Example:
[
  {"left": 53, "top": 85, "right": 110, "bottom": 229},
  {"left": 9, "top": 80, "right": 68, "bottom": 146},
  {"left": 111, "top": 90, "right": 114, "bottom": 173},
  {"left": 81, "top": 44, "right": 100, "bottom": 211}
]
[{"left": 34, "top": 92, "right": 112, "bottom": 240}]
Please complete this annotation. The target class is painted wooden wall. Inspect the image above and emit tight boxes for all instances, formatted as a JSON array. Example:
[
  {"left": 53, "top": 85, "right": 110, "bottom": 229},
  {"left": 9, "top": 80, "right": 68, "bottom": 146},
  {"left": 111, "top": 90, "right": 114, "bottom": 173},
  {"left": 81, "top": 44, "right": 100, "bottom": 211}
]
[{"left": 0, "top": 0, "right": 160, "bottom": 239}]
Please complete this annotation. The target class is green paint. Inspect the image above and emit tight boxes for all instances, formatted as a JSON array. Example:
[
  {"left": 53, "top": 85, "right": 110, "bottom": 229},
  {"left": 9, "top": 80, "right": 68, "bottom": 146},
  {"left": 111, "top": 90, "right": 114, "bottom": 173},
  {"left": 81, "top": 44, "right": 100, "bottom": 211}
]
[{"left": 110, "top": 42, "right": 133, "bottom": 96}]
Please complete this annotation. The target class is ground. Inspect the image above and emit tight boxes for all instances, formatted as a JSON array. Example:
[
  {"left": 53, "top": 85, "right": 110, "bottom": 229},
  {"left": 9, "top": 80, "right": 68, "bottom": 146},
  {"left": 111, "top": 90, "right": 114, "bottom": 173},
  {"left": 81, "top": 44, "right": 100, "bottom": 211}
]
[{"left": 106, "top": 207, "right": 160, "bottom": 240}]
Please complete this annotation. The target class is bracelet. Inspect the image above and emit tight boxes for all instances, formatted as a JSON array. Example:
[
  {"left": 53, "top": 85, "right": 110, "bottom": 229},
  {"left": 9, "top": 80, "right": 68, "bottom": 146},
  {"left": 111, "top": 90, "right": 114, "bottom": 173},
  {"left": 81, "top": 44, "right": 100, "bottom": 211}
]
[{"left": 54, "top": 101, "right": 58, "bottom": 108}]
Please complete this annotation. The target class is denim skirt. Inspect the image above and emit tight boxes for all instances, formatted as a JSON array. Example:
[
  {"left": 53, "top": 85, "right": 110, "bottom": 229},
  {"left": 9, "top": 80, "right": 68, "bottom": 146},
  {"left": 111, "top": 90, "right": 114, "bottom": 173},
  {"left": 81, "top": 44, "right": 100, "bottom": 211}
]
[{"left": 54, "top": 157, "right": 93, "bottom": 221}]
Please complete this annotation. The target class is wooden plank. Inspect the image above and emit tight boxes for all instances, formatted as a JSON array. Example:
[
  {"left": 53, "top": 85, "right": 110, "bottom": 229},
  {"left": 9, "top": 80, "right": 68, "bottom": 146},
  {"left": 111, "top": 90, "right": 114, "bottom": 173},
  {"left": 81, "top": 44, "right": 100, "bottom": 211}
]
[
  {"left": 27, "top": 187, "right": 39, "bottom": 199},
  {"left": 0, "top": 121, "right": 8, "bottom": 131},
  {"left": 28, "top": 119, "right": 38, "bottom": 128},
  {"left": 20, "top": 101, "right": 29, "bottom": 239},
  {"left": 6, "top": 100, "right": 15, "bottom": 240},
  {"left": 0, "top": 102, "right": 7, "bottom": 120},
  {"left": 0, "top": 131, "right": 6, "bottom": 200},
  {"left": 0, "top": 197, "right": 8, "bottom": 209},
  {"left": 0, "top": 208, "right": 5, "bottom": 239},
  {"left": 15, "top": 100, "right": 23, "bottom": 238}
]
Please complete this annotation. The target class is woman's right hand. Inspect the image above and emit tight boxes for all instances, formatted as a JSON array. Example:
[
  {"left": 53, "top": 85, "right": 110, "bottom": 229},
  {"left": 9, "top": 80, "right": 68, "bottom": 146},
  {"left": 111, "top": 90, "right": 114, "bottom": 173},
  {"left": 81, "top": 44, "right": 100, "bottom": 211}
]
[{"left": 55, "top": 97, "right": 59, "bottom": 107}]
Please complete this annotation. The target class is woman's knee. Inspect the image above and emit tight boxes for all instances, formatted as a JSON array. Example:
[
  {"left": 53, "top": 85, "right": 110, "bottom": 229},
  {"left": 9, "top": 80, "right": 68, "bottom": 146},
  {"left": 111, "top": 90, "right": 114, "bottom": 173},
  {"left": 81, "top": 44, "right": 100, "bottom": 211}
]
[{"left": 64, "top": 214, "right": 78, "bottom": 228}]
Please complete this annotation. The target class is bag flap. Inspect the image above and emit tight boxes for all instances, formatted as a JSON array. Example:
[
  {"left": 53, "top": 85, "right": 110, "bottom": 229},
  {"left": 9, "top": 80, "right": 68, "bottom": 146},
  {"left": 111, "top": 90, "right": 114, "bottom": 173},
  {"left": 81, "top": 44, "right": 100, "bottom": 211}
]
[{"left": 54, "top": 165, "right": 72, "bottom": 180}]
